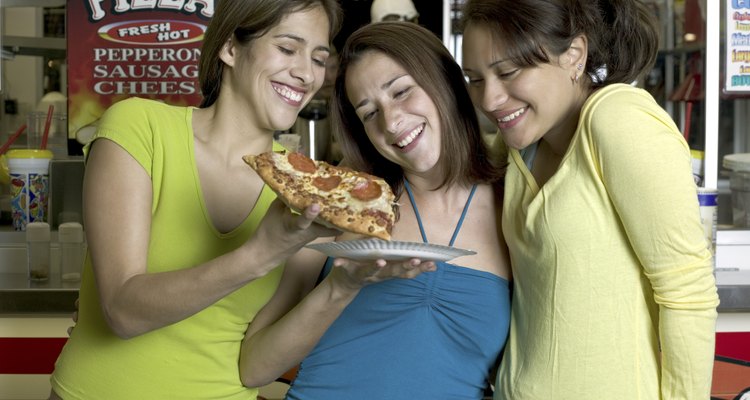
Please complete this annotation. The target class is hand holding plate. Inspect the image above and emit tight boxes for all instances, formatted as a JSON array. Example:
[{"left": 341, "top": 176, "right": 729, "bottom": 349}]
[{"left": 328, "top": 257, "right": 437, "bottom": 291}]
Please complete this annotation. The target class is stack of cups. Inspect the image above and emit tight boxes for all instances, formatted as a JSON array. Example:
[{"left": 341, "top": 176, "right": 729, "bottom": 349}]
[
  {"left": 6, "top": 149, "right": 53, "bottom": 231},
  {"left": 59, "top": 222, "right": 84, "bottom": 282},
  {"left": 27, "top": 221, "right": 51, "bottom": 281}
]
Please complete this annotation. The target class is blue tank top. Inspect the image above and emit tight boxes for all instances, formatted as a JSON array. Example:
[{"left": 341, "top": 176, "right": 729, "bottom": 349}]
[{"left": 285, "top": 182, "right": 511, "bottom": 400}]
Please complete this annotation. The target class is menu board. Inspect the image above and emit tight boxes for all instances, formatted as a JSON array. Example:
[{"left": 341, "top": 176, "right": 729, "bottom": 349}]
[
  {"left": 725, "top": 0, "right": 750, "bottom": 94},
  {"left": 67, "top": 1, "right": 214, "bottom": 142}
]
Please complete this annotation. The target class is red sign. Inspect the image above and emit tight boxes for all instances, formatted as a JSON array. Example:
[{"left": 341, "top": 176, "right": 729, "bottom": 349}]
[{"left": 67, "top": 1, "right": 213, "bottom": 140}]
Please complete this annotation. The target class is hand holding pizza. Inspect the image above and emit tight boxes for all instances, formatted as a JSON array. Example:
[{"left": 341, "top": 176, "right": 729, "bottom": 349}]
[
  {"left": 327, "top": 256, "right": 437, "bottom": 292},
  {"left": 252, "top": 198, "right": 341, "bottom": 270}
]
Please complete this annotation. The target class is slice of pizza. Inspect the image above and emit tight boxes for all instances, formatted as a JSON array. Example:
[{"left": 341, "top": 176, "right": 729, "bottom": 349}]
[{"left": 243, "top": 151, "right": 396, "bottom": 240}]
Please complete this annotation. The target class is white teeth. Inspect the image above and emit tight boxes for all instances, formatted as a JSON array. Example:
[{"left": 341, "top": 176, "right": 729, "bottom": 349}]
[
  {"left": 499, "top": 108, "right": 525, "bottom": 123},
  {"left": 274, "top": 85, "right": 303, "bottom": 102},
  {"left": 396, "top": 125, "right": 424, "bottom": 148}
]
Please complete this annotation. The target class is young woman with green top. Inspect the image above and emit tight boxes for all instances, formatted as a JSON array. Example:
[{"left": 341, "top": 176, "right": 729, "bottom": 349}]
[{"left": 46, "top": 1, "right": 429, "bottom": 398}]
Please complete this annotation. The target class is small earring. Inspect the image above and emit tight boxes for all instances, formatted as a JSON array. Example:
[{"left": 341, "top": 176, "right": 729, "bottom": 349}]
[{"left": 571, "top": 64, "right": 583, "bottom": 84}]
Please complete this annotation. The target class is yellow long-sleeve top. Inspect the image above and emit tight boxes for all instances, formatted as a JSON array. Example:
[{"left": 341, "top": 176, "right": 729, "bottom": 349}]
[{"left": 496, "top": 84, "right": 719, "bottom": 399}]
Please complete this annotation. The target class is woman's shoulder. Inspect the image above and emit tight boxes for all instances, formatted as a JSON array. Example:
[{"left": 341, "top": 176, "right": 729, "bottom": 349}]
[
  {"left": 580, "top": 83, "right": 681, "bottom": 153},
  {"left": 100, "top": 97, "right": 190, "bottom": 131},
  {"left": 469, "top": 181, "right": 503, "bottom": 214},
  {"left": 584, "top": 84, "right": 655, "bottom": 110},
  {"left": 582, "top": 83, "right": 659, "bottom": 113},
  {"left": 582, "top": 84, "right": 668, "bottom": 127},
  {"left": 106, "top": 97, "right": 186, "bottom": 116}
]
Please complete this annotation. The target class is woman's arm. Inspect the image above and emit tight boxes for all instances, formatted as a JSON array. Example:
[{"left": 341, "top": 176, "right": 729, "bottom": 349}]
[
  {"left": 591, "top": 89, "right": 719, "bottom": 398},
  {"left": 238, "top": 239, "right": 436, "bottom": 387},
  {"left": 85, "top": 139, "right": 334, "bottom": 339}
]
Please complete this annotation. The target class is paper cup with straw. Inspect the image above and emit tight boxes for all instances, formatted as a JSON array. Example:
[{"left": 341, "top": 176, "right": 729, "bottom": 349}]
[{"left": 6, "top": 149, "right": 53, "bottom": 231}]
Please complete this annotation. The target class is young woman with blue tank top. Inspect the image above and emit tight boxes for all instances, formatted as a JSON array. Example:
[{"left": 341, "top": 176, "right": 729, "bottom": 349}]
[
  {"left": 276, "top": 22, "right": 513, "bottom": 399},
  {"left": 49, "top": 1, "right": 436, "bottom": 399}
]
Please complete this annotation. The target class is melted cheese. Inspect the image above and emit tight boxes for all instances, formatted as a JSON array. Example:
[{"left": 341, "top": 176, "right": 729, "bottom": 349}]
[{"left": 272, "top": 152, "right": 394, "bottom": 216}]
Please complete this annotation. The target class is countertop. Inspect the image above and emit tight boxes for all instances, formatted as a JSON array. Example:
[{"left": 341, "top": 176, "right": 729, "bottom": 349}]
[
  {"left": 1, "top": 229, "right": 749, "bottom": 314},
  {"left": 715, "top": 270, "right": 750, "bottom": 312},
  {"left": 0, "top": 273, "right": 79, "bottom": 313},
  {"left": 717, "top": 285, "right": 750, "bottom": 312},
  {"left": 0, "top": 229, "right": 79, "bottom": 313}
]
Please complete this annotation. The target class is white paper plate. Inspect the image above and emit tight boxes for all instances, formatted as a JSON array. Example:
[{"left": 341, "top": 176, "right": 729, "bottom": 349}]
[{"left": 305, "top": 239, "right": 476, "bottom": 262}]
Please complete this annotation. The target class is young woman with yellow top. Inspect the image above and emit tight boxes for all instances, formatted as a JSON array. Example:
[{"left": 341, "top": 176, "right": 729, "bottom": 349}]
[{"left": 460, "top": 0, "right": 720, "bottom": 399}]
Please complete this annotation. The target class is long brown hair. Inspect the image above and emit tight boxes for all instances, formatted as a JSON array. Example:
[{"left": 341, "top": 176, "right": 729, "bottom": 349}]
[
  {"left": 460, "top": 0, "right": 659, "bottom": 87},
  {"left": 198, "top": 0, "right": 342, "bottom": 108},
  {"left": 331, "top": 22, "right": 503, "bottom": 200}
]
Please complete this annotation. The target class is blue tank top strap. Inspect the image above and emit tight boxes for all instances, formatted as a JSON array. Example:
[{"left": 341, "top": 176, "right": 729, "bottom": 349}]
[
  {"left": 450, "top": 184, "right": 477, "bottom": 246},
  {"left": 403, "top": 180, "right": 477, "bottom": 246},
  {"left": 321, "top": 183, "right": 478, "bottom": 280},
  {"left": 403, "top": 180, "right": 429, "bottom": 243},
  {"left": 318, "top": 256, "right": 334, "bottom": 282}
]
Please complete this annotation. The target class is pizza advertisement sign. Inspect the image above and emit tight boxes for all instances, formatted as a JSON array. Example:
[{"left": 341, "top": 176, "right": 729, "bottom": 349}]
[
  {"left": 725, "top": 0, "right": 750, "bottom": 94},
  {"left": 67, "top": 1, "right": 214, "bottom": 141}
]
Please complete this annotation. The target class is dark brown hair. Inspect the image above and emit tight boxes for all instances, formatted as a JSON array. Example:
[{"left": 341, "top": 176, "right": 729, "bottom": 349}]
[
  {"left": 198, "top": 0, "right": 342, "bottom": 107},
  {"left": 331, "top": 22, "right": 503, "bottom": 198},
  {"left": 460, "top": 0, "right": 659, "bottom": 87}
]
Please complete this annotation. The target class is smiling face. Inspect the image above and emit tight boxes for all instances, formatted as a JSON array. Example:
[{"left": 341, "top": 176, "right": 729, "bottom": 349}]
[
  {"left": 461, "top": 23, "right": 582, "bottom": 151},
  {"left": 223, "top": 6, "right": 331, "bottom": 132},
  {"left": 345, "top": 51, "right": 442, "bottom": 175}
]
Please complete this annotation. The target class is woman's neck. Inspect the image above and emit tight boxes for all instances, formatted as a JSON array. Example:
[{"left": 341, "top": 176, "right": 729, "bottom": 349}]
[
  {"left": 404, "top": 175, "right": 474, "bottom": 207},
  {"left": 541, "top": 84, "right": 591, "bottom": 156},
  {"left": 193, "top": 104, "right": 273, "bottom": 160}
]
